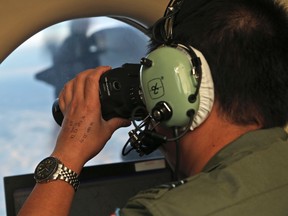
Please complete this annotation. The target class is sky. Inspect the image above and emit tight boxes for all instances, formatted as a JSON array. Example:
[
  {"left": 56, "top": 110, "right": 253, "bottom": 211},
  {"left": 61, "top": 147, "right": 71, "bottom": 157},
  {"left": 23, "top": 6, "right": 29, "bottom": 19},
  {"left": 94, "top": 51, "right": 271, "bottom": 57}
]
[{"left": 0, "top": 17, "right": 154, "bottom": 215}]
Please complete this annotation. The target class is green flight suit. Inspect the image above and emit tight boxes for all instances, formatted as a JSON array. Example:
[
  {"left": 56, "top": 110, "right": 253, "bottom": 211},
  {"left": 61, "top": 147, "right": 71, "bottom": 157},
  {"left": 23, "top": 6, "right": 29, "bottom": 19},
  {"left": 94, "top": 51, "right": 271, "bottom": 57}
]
[{"left": 120, "top": 127, "right": 288, "bottom": 216}]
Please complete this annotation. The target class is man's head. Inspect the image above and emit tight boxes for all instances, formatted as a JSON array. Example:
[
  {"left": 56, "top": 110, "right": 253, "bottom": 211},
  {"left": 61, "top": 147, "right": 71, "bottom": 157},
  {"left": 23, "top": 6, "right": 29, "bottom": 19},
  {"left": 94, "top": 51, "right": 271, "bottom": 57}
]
[{"left": 150, "top": 0, "right": 288, "bottom": 128}]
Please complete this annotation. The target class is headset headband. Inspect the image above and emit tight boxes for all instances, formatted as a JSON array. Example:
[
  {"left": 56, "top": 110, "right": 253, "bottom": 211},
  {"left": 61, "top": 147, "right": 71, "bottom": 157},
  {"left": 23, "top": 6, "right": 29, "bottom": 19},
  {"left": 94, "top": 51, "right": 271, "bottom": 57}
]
[
  {"left": 163, "top": 0, "right": 184, "bottom": 41},
  {"left": 151, "top": 0, "right": 184, "bottom": 43}
]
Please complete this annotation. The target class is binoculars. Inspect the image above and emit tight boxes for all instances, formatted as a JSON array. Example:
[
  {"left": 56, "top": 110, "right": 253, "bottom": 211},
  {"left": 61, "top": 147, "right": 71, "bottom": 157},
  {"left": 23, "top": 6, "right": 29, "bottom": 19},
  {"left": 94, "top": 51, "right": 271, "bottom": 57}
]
[{"left": 52, "top": 64, "right": 147, "bottom": 126}]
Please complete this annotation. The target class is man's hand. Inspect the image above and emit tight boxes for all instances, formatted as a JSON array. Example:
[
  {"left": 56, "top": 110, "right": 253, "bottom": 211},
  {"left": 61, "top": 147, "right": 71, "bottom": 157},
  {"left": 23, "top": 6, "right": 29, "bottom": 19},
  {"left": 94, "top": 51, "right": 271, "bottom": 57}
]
[{"left": 53, "top": 66, "right": 131, "bottom": 173}]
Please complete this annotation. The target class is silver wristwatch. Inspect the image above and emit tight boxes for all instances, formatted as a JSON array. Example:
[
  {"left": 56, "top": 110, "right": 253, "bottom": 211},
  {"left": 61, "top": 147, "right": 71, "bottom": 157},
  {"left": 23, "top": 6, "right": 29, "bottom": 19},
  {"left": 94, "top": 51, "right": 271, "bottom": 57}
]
[{"left": 34, "top": 157, "right": 80, "bottom": 191}]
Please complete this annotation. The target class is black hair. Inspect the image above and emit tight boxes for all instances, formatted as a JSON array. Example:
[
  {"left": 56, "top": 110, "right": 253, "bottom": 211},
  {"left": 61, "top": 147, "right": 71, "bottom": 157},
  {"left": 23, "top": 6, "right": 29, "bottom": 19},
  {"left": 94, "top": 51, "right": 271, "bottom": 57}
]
[{"left": 150, "top": 0, "right": 288, "bottom": 128}]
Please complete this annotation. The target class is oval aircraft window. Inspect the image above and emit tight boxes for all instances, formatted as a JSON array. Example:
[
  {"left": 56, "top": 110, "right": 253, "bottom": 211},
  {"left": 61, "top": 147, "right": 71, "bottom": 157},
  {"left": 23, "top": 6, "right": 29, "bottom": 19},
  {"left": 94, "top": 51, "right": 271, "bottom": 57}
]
[{"left": 0, "top": 17, "right": 163, "bottom": 215}]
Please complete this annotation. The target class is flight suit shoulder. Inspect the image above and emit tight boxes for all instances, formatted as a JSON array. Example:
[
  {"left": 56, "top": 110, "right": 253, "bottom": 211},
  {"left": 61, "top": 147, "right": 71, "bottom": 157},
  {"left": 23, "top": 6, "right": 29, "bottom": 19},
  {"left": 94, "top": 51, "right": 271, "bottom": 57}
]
[{"left": 131, "top": 179, "right": 188, "bottom": 200}]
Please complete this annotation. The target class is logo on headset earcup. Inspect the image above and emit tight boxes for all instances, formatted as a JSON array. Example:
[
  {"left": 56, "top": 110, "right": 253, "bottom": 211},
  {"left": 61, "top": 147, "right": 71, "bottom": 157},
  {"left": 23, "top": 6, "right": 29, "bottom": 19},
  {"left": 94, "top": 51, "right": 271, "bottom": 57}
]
[{"left": 140, "top": 45, "right": 200, "bottom": 128}]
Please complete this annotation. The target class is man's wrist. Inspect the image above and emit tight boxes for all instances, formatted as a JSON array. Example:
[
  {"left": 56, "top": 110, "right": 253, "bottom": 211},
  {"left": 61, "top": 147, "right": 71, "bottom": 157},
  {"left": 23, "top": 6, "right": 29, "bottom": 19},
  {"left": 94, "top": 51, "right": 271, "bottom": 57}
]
[
  {"left": 34, "top": 156, "right": 80, "bottom": 191},
  {"left": 50, "top": 152, "right": 84, "bottom": 175}
]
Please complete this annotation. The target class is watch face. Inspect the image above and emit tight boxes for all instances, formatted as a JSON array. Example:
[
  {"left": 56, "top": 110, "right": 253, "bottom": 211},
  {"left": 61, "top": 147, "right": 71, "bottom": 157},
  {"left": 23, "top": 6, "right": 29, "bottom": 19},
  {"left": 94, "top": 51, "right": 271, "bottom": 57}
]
[{"left": 34, "top": 157, "right": 58, "bottom": 182}]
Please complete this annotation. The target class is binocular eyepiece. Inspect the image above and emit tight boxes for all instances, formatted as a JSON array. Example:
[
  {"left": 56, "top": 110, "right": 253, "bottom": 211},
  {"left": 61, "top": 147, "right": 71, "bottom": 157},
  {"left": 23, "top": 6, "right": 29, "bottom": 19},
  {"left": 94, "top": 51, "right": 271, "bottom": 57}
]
[{"left": 52, "top": 64, "right": 147, "bottom": 126}]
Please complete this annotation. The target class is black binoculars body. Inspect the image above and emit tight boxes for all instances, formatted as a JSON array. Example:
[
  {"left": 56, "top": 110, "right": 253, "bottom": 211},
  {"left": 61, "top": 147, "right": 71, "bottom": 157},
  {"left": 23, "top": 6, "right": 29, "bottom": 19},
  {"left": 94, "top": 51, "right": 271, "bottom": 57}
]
[{"left": 52, "top": 64, "right": 147, "bottom": 126}]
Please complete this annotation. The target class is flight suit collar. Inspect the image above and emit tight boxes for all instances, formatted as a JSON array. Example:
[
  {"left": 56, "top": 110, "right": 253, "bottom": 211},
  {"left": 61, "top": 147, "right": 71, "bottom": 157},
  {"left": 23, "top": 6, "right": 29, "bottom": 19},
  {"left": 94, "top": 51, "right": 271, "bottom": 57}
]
[{"left": 202, "top": 127, "right": 288, "bottom": 172}]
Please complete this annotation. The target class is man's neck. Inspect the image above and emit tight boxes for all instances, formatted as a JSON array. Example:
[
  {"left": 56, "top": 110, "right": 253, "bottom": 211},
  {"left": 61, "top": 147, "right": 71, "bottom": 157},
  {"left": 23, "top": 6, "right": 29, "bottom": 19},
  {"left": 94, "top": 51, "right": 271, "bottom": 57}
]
[{"left": 179, "top": 105, "right": 260, "bottom": 176}]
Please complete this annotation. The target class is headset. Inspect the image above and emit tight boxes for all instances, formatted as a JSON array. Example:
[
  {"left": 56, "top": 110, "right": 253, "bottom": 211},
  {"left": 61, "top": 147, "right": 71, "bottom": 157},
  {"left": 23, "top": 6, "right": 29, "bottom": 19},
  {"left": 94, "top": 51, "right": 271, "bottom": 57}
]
[
  {"left": 52, "top": 0, "right": 215, "bottom": 158},
  {"left": 122, "top": 0, "right": 214, "bottom": 156}
]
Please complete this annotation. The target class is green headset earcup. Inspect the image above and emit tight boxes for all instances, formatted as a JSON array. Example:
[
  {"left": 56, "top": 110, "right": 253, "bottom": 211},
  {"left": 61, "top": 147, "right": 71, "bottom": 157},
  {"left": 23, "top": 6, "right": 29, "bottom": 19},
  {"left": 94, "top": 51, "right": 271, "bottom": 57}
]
[
  {"left": 140, "top": 45, "right": 200, "bottom": 128},
  {"left": 140, "top": 45, "right": 214, "bottom": 129}
]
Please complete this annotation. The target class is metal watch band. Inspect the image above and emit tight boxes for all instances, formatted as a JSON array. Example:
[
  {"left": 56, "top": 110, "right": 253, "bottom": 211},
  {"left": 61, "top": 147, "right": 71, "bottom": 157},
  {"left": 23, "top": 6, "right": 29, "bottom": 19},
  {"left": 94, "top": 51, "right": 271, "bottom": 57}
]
[
  {"left": 35, "top": 157, "right": 80, "bottom": 192},
  {"left": 54, "top": 163, "right": 80, "bottom": 191}
]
